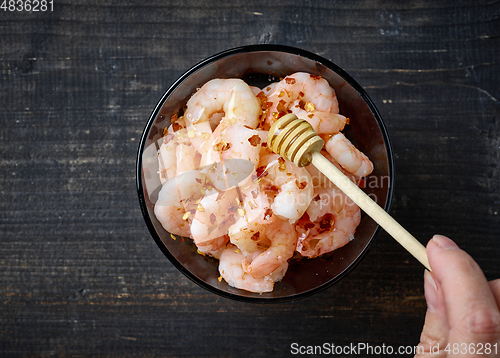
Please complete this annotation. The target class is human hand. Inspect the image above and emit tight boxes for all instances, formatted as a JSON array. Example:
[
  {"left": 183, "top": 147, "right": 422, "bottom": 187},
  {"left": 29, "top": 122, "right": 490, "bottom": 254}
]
[{"left": 416, "top": 235, "right": 500, "bottom": 357}]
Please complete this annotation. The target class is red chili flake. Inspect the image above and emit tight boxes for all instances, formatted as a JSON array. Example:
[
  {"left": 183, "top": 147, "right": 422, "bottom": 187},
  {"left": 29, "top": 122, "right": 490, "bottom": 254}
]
[
  {"left": 275, "top": 100, "right": 287, "bottom": 118},
  {"left": 266, "top": 185, "right": 280, "bottom": 193},
  {"left": 210, "top": 213, "right": 217, "bottom": 225},
  {"left": 172, "top": 122, "right": 183, "bottom": 132},
  {"left": 256, "top": 166, "right": 268, "bottom": 178},
  {"left": 299, "top": 91, "right": 305, "bottom": 97},
  {"left": 261, "top": 142, "right": 267, "bottom": 147},
  {"left": 214, "top": 140, "right": 231, "bottom": 152},
  {"left": 263, "top": 208, "right": 272, "bottom": 220},
  {"left": 256, "top": 91, "right": 267, "bottom": 105},
  {"left": 248, "top": 135, "right": 261, "bottom": 147},
  {"left": 195, "top": 178, "right": 202, "bottom": 184},
  {"left": 318, "top": 213, "right": 334, "bottom": 231},
  {"left": 319, "top": 219, "right": 332, "bottom": 230},
  {"left": 251, "top": 232, "right": 260, "bottom": 241},
  {"left": 309, "top": 74, "right": 322, "bottom": 80},
  {"left": 295, "top": 180, "right": 308, "bottom": 189},
  {"left": 285, "top": 77, "right": 296, "bottom": 85},
  {"left": 313, "top": 195, "right": 321, "bottom": 202}
]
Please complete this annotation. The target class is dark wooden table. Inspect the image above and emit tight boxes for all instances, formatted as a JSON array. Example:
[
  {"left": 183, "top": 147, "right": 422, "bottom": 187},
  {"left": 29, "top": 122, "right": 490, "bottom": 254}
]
[{"left": 1, "top": 1, "right": 499, "bottom": 356}]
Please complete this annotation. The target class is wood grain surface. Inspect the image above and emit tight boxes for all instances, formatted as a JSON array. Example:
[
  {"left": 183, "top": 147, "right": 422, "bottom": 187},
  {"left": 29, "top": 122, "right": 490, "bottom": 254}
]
[{"left": 1, "top": 1, "right": 499, "bottom": 357}]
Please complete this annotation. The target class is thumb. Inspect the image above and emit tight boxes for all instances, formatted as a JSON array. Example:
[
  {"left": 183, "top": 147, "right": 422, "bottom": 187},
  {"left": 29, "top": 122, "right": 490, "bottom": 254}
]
[
  {"left": 427, "top": 235, "right": 500, "bottom": 346},
  {"left": 416, "top": 269, "right": 449, "bottom": 357}
]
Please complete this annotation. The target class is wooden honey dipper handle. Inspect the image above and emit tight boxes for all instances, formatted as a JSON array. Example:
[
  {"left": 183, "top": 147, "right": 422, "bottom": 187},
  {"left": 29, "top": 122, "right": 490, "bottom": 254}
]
[{"left": 267, "top": 114, "right": 431, "bottom": 271}]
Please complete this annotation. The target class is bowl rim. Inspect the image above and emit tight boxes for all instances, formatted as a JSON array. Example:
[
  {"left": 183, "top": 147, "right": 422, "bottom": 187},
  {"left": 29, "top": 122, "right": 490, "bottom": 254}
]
[{"left": 136, "top": 44, "right": 395, "bottom": 303}]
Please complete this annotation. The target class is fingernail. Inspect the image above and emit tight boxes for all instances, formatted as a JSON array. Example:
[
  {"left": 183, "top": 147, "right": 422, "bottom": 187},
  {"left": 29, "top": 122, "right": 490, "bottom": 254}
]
[
  {"left": 424, "top": 270, "right": 438, "bottom": 313},
  {"left": 432, "top": 234, "right": 459, "bottom": 250}
]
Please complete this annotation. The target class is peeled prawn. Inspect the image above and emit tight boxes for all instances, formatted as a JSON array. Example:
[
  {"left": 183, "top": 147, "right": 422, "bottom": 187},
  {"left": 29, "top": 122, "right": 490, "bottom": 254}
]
[
  {"left": 325, "top": 132, "right": 374, "bottom": 177},
  {"left": 219, "top": 244, "right": 288, "bottom": 293},
  {"left": 242, "top": 214, "right": 297, "bottom": 278},
  {"left": 289, "top": 99, "right": 347, "bottom": 136},
  {"left": 154, "top": 170, "right": 207, "bottom": 237},
  {"left": 196, "top": 234, "right": 229, "bottom": 259},
  {"left": 305, "top": 151, "right": 358, "bottom": 222},
  {"left": 228, "top": 186, "right": 297, "bottom": 279},
  {"left": 190, "top": 188, "right": 239, "bottom": 249},
  {"left": 184, "top": 78, "right": 261, "bottom": 129},
  {"left": 296, "top": 198, "right": 361, "bottom": 258},
  {"left": 258, "top": 153, "right": 314, "bottom": 223},
  {"left": 264, "top": 72, "right": 340, "bottom": 133},
  {"left": 201, "top": 123, "right": 265, "bottom": 168},
  {"left": 158, "top": 134, "right": 178, "bottom": 185}
]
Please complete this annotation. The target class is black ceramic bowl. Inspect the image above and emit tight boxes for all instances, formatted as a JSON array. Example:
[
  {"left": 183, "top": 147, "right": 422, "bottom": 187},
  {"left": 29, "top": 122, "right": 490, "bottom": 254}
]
[{"left": 136, "top": 44, "right": 394, "bottom": 302}]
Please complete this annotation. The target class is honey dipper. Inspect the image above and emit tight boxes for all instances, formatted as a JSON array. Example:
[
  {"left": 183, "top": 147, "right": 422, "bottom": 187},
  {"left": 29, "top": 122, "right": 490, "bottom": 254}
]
[{"left": 267, "top": 113, "right": 431, "bottom": 271}]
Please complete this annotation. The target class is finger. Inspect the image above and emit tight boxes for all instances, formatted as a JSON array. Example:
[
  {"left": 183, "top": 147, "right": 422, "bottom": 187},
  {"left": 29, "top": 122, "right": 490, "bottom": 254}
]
[
  {"left": 489, "top": 279, "right": 500, "bottom": 309},
  {"left": 427, "top": 235, "right": 500, "bottom": 344},
  {"left": 416, "top": 270, "right": 449, "bottom": 357}
]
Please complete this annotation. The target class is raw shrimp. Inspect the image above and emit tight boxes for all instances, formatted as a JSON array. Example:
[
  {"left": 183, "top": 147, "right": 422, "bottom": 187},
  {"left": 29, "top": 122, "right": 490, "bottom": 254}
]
[
  {"left": 200, "top": 123, "right": 265, "bottom": 168},
  {"left": 227, "top": 180, "right": 271, "bottom": 254},
  {"left": 219, "top": 244, "right": 288, "bottom": 293},
  {"left": 325, "top": 132, "right": 374, "bottom": 177},
  {"left": 190, "top": 187, "right": 239, "bottom": 249},
  {"left": 289, "top": 99, "right": 347, "bottom": 136},
  {"left": 158, "top": 134, "right": 178, "bottom": 185},
  {"left": 155, "top": 161, "right": 244, "bottom": 239},
  {"left": 258, "top": 153, "right": 314, "bottom": 223},
  {"left": 305, "top": 151, "right": 359, "bottom": 222},
  {"left": 264, "top": 72, "right": 340, "bottom": 132},
  {"left": 196, "top": 234, "right": 229, "bottom": 259},
  {"left": 184, "top": 78, "right": 261, "bottom": 129},
  {"left": 154, "top": 169, "right": 207, "bottom": 237},
  {"left": 227, "top": 180, "right": 298, "bottom": 279},
  {"left": 305, "top": 150, "right": 358, "bottom": 188},
  {"left": 154, "top": 203, "right": 190, "bottom": 237},
  {"left": 241, "top": 213, "right": 297, "bottom": 278},
  {"left": 157, "top": 126, "right": 202, "bottom": 184},
  {"left": 296, "top": 198, "right": 361, "bottom": 258}
]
